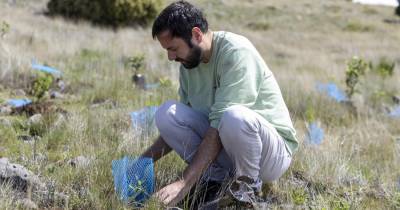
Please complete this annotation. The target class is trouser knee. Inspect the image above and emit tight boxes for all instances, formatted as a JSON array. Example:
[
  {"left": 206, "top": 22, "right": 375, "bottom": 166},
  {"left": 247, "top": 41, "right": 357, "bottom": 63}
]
[
  {"left": 218, "top": 105, "right": 256, "bottom": 148},
  {"left": 154, "top": 100, "right": 179, "bottom": 134}
]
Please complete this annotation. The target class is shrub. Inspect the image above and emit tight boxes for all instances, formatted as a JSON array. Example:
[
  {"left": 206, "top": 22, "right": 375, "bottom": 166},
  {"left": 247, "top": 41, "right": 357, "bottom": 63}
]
[
  {"left": 343, "top": 22, "right": 372, "bottom": 32},
  {"left": 31, "top": 72, "right": 54, "bottom": 101},
  {"left": 372, "top": 58, "right": 395, "bottom": 79},
  {"left": 345, "top": 57, "right": 367, "bottom": 99},
  {"left": 0, "top": 21, "right": 10, "bottom": 38},
  {"left": 128, "top": 54, "right": 145, "bottom": 73},
  {"left": 345, "top": 56, "right": 397, "bottom": 109},
  {"left": 47, "top": 0, "right": 163, "bottom": 27}
]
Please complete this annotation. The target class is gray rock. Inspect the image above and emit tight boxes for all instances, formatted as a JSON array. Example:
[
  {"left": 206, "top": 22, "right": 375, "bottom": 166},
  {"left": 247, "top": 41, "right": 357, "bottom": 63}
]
[
  {"left": 0, "top": 158, "right": 45, "bottom": 190},
  {"left": 28, "top": 114, "right": 42, "bottom": 125}
]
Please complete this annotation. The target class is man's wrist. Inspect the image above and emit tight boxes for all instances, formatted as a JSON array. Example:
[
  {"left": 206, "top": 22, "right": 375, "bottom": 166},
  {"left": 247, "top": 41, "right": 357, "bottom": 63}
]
[{"left": 181, "top": 127, "right": 221, "bottom": 188}]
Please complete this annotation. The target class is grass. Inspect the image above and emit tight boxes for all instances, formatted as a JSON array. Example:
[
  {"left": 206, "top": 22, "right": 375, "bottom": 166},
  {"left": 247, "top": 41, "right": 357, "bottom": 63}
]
[{"left": 0, "top": 0, "right": 399, "bottom": 209}]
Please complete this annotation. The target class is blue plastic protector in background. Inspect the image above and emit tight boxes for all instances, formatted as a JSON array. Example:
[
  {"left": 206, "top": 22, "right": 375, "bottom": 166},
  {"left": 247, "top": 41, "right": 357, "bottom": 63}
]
[
  {"left": 31, "top": 60, "right": 62, "bottom": 77},
  {"left": 307, "top": 122, "right": 324, "bottom": 145},
  {"left": 112, "top": 156, "right": 155, "bottom": 206},
  {"left": 7, "top": 99, "right": 32, "bottom": 108},
  {"left": 130, "top": 106, "right": 158, "bottom": 129},
  {"left": 316, "top": 83, "right": 348, "bottom": 102},
  {"left": 389, "top": 106, "right": 400, "bottom": 118}
]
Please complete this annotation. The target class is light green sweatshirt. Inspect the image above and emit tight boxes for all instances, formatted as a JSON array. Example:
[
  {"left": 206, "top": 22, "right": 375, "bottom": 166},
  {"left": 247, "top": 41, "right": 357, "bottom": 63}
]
[{"left": 178, "top": 31, "right": 298, "bottom": 154}]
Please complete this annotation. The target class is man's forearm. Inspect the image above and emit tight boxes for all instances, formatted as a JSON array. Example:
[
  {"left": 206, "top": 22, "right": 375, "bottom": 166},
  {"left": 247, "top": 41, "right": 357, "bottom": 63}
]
[
  {"left": 182, "top": 127, "right": 222, "bottom": 187},
  {"left": 142, "top": 136, "right": 172, "bottom": 162}
]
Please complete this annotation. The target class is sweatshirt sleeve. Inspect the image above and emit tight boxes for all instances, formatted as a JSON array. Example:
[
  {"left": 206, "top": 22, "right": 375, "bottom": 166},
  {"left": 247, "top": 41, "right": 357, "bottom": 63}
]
[{"left": 209, "top": 48, "right": 264, "bottom": 128}]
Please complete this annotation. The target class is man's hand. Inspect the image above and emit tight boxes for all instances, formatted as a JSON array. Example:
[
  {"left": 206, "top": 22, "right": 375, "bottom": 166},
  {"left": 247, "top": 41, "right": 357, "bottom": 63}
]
[
  {"left": 155, "top": 180, "right": 190, "bottom": 206},
  {"left": 155, "top": 127, "right": 222, "bottom": 206}
]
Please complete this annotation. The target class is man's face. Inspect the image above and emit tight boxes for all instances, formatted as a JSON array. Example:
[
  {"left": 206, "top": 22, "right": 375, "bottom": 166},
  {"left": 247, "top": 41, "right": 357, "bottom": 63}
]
[{"left": 157, "top": 30, "right": 202, "bottom": 69}]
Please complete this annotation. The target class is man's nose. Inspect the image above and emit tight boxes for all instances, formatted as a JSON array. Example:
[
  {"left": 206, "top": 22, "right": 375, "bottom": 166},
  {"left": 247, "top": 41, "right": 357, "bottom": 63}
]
[{"left": 167, "top": 51, "right": 176, "bottom": 61}]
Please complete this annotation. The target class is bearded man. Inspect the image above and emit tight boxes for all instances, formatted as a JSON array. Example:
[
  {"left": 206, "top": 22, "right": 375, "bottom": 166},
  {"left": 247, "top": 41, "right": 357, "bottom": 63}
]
[{"left": 141, "top": 1, "right": 298, "bottom": 208}]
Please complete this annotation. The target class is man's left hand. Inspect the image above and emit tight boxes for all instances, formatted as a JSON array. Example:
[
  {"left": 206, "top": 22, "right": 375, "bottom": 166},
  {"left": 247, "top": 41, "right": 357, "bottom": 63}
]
[{"left": 155, "top": 180, "right": 190, "bottom": 206}]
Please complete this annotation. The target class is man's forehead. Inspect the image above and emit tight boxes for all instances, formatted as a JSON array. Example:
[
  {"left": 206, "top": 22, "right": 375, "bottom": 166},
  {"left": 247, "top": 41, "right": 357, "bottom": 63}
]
[
  {"left": 157, "top": 30, "right": 173, "bottom": 40},
  {"left": 157, "top": 30, "right": 183, "bottom": 49}
]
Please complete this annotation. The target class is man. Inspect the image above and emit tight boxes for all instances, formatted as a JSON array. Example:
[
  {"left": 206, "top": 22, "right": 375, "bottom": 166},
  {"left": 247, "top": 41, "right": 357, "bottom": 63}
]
[{"left": 141, "top": 0, "right": 298, "bottom": 208}]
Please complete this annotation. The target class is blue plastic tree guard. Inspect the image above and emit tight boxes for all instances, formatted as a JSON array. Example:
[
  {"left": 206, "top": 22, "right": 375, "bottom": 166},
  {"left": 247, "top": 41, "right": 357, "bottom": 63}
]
[
  {"left": 7, "top": 99, "right": 32, "bottom": 108},
  {"left": 130, "top": 106, "right": 158, "bottom": 130},
  {"left": 389, "top": 106, "right": 400, "bottom": 118},
  {"left": 112, "top": 156, "right": 155, "bottom": 206},
  {"left": 316, "top": 83, "right": 348, "bottom": 102},
  {"left": 307, "top": 122, "right": 324, "bottom": 145},
  {"left": 31, "top": 60, "right": 62, "bottom": 77}
]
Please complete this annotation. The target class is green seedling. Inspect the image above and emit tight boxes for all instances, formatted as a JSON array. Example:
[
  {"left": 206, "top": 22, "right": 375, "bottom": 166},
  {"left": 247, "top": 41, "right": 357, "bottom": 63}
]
[
  {"left": 0, "top": 21, "right": 10, "bottom": 38},
  {"left": 32, "top": 71, "right": 53, "bottom": 101},
  {"left": 345, "top": 57, "right": 367, "bottom": 99}
]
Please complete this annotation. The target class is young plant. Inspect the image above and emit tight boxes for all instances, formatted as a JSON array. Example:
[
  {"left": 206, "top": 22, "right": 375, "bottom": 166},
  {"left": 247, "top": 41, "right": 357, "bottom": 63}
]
[
  {"left": 0, "top": 21, "right": 10, "bottom": 38},
  {"left": 345, "top": 57, "right": 367, "bottom": 100},
  {"left": 369, "top": 58, "right": 396, "bottom": 106},
  {"left": 128, "top": 54, "right": 147, "bottom": 89},
  {"left": 128, "top": 54, "right": 145, "bottom": 73},
  {"left": 32, "top": 72, "right": 54, "bottom": 101},
  {"left": 373, "top": 58, "right": 395, "bottom": 79}
]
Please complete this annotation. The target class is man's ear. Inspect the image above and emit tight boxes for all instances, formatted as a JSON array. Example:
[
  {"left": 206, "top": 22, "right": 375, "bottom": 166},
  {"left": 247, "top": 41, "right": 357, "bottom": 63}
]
[{"left": 191, "top": 27, "right": 203, "bottom": 44}]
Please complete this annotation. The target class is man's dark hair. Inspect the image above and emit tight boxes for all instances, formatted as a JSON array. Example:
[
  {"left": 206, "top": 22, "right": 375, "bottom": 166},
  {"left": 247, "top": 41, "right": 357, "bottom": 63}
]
[{"left": 152, "top": 1, "right": 208, "bottom": 47}]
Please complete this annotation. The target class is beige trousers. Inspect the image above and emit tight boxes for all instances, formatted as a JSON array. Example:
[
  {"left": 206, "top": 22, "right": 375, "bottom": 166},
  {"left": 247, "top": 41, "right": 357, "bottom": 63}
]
[{"left": 155, "top": 100, "right": 291, "bottom": 184}]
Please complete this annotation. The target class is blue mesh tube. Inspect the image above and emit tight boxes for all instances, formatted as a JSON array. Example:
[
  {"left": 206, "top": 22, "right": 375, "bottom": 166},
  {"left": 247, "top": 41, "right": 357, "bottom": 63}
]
[
  {"left": 307, "top": 122, "right": 324, "bottom": 145},
  {"left": 130, "top": 106, "right": 159, "bottom": 137},
  {"left": 316, "top": 83, "right": 348, "bottom": 102},
  {"left": 112, "top": 156, "right": 155, "bottom": 206},
  {"left": 130, "top": 106, "right": 158, "bottom": 129}
]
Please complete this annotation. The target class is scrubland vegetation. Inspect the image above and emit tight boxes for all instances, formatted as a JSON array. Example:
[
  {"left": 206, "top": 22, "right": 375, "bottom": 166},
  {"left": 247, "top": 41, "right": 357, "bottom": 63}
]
[{"left": 0, "top": 0, "right": 399, "bottom": 209}]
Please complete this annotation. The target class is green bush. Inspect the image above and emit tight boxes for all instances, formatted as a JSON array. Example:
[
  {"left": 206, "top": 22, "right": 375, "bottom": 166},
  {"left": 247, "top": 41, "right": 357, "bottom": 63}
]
[
  {"left": 32, "top": 72, "right": 54, "bottom": 101},
  {"left": 0, "top": 21, "right": 10, "bottom": 38},
  {"left": 47, "top": 0, "right": 163, "bottom": 27},
  {"left": 372, "top": 58, "right": 395, "bottom": 78},
  {"left": 345, "top": 57, "right": 367, "bottom": 99}
]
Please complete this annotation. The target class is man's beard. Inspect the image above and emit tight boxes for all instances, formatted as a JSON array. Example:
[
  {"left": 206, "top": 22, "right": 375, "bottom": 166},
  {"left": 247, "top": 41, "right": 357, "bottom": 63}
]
[{"left": 177, "top": 44, "right": 202, "bottom": 69}]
